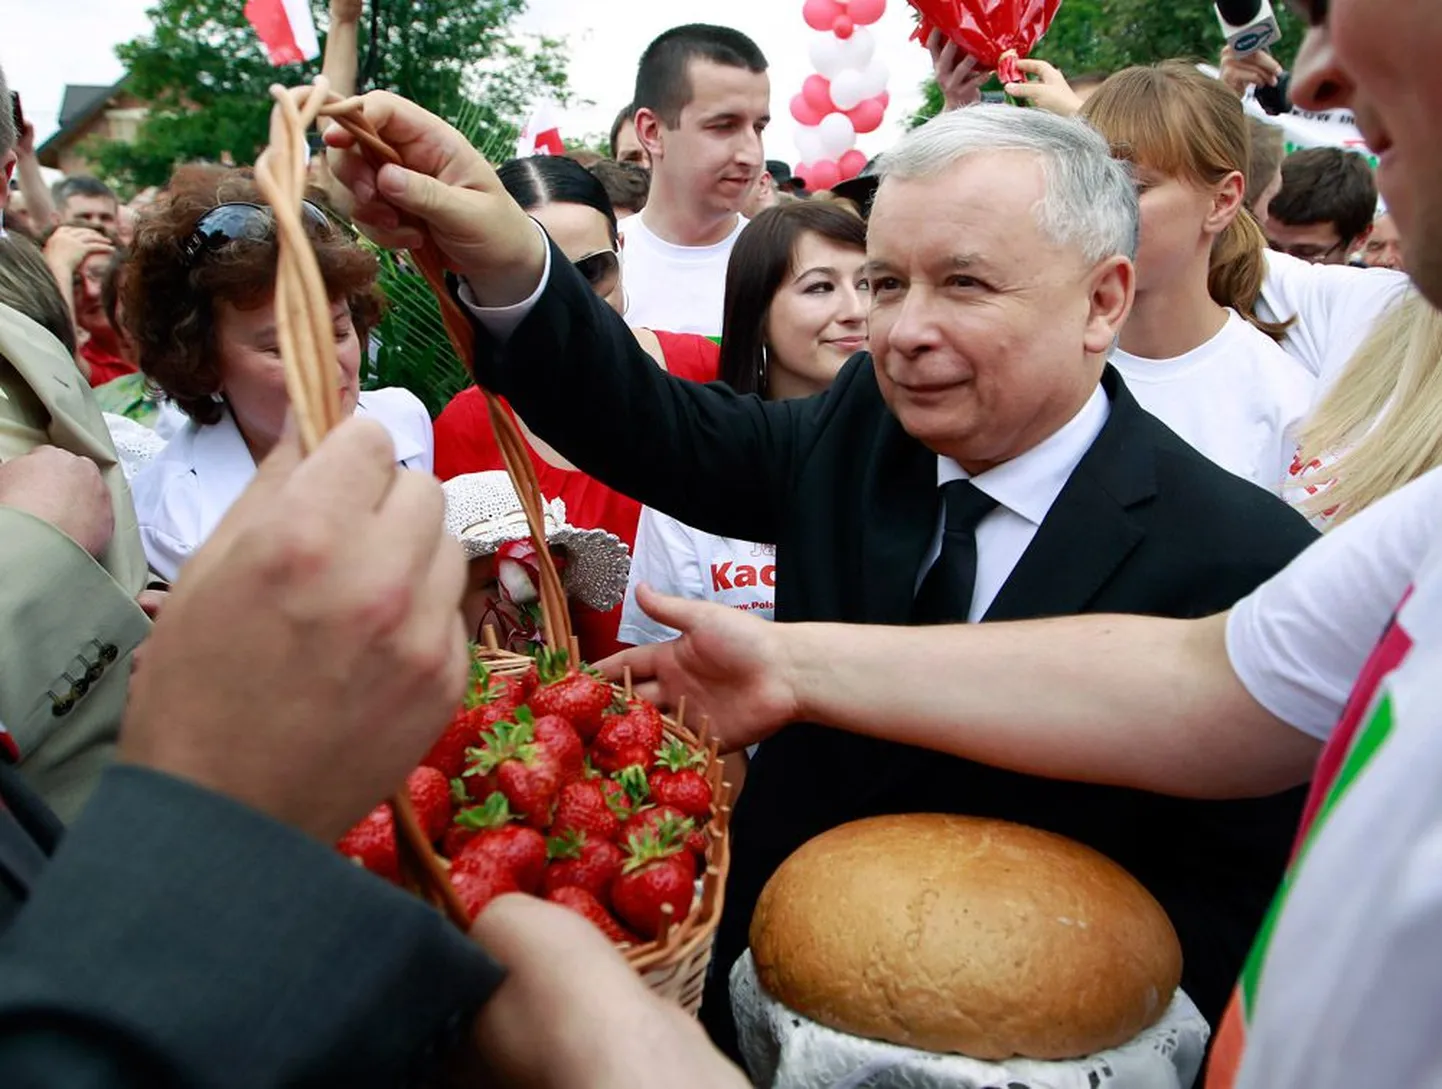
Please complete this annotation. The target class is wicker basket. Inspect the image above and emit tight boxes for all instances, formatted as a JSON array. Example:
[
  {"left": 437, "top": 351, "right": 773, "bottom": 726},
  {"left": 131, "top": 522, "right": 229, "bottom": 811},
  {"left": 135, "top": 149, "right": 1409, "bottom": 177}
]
[{"left": 256, "top": 80, "right": 731, "bottom": 1013}]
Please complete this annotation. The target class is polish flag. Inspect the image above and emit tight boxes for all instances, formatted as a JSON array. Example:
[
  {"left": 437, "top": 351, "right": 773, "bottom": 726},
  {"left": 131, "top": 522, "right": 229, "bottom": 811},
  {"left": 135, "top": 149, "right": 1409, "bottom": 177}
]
[
  {"left": 517, "top": 103, "right": 566, "bottom": 158},
  {"left": 244, "top": 0, "right": 321, "bottom": 66}
]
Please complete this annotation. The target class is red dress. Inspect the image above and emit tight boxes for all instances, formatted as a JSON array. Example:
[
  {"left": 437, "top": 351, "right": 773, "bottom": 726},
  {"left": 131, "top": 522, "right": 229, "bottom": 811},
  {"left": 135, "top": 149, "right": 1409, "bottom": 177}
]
[{"left": 434, "top": 330, "right": 720, "bottom": 662}]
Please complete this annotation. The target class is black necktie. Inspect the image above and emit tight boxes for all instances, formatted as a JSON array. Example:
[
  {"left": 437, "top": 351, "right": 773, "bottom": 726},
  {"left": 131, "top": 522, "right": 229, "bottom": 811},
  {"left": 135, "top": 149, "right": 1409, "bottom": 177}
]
[{"left": 913, "top": 479, "right": 999, "bottom": 625}]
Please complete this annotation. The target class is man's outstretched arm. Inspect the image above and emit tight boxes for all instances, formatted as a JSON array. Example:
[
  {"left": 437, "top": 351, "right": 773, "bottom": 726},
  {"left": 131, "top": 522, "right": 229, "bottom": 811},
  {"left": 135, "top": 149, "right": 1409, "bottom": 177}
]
[{"left": 605, "top": 586, "right": 1320, "bottom": 800}]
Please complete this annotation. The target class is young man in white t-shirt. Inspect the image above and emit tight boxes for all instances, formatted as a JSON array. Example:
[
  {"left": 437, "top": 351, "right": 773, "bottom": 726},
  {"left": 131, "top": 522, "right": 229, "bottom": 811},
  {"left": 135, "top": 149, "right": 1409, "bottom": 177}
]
[
  {"left": 619, "top": 25, "right": 770, "bottom": 337},
  {"left": 606, "top": 3, "right": 1442, "bottom": 1081}
]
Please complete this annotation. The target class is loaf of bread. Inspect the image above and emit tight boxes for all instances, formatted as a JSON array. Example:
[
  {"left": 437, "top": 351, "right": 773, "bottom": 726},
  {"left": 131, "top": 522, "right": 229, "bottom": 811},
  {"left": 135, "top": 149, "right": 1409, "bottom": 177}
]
[{"left": 749, "top": 814, "right": 1182, "bottom": 1061}]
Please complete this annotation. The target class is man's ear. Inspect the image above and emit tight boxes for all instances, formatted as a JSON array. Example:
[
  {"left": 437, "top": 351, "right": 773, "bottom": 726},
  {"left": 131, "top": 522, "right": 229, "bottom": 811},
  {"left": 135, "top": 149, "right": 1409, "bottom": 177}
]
[
  {"left": 634, "top": 108, "right": 664, "bottom": 160},
  {"left": 0, "top": 150, "right": 15, "bottom": 208},
  {"left": 1349, "top": 222, "right": 1375, "bottom": 256},
  {"left": 1083, "top": 254, "right": 1135, "bottom": 356}
]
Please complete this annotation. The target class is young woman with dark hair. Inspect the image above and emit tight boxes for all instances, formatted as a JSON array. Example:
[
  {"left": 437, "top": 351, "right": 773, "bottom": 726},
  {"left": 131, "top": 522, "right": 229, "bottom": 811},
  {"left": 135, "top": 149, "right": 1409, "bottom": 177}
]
[
  {"left": 619, "top": 201, "right": 868, "bottom": 648},
  {"left": 126, "top": 164, "right": 433, "bottom": 582},
  {"left": 432, "top": 154, "right": 721, "bottom": 660}
]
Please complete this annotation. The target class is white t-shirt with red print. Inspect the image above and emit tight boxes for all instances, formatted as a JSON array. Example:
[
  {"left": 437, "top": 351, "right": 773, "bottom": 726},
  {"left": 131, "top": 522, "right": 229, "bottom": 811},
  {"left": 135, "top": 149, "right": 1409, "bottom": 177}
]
[
  {"left": 1208, "top": 467, "right": 1442, "bottom": 1087},
  {"left": 617, "top": 506, "right": 776, "bottom": 646}
]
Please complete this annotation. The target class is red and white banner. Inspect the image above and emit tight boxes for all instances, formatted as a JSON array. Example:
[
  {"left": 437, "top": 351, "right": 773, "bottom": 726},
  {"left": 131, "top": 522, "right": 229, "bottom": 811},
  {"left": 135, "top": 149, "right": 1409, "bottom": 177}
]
[
  {"left": 517, "top": 103, "right": 566, "bottom": 158},
  {"left": 244, "top": 0, "right": 321, "bottom": 66}
]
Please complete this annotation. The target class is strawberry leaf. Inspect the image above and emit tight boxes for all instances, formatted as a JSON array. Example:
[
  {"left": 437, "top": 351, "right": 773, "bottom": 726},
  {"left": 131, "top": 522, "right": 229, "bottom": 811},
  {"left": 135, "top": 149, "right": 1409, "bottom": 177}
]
[{"left": 454, "top": 792, "right": 513, "bottom": 830}]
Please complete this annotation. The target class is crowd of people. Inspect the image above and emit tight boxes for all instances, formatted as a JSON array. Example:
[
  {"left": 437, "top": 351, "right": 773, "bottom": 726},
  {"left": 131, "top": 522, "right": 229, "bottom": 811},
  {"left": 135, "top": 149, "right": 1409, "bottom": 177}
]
[{"left": 1, "top": 0, "right": 1440, "bottom": 1085}]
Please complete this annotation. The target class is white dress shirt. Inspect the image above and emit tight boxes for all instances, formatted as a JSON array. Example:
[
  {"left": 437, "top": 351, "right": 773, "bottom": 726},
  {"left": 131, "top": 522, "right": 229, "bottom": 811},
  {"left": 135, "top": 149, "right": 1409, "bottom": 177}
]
[
  {"left": 916, "top": 385, "right": 1111, "bottom": 622},
  {"left": 131, "top": 387, "right": 434, "bottom": 582}
]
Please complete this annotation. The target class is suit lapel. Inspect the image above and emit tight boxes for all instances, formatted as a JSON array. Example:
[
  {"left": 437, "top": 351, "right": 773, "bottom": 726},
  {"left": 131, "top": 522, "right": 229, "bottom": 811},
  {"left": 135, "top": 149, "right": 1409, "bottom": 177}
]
[
  {"left": 985, "top": 368, "right": 1155, "bottom": 623},
  {"left": 859, "top": 411, "right": 938, "bottom": 624}
]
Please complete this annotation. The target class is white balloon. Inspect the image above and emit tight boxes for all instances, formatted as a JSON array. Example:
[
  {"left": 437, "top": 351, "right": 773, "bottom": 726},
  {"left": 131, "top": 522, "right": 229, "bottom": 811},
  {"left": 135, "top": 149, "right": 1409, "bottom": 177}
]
[
  {"left": 794, "top": 124, "right": 828, "bottom": 164},
  {"left": 809, "top": 34, "right": 849, "bottom": 79},
  {"left": 856, "top": 56, "right": 891, "bottom": 100},
  {"left": 836, "top": 27, "right": 876, "bottom": 73},
  {"left": 818, "top": 111, "right": 857, "bottom": 158},
  {"left": 829, "top": 68, "right": 870, "bottom": 111}
]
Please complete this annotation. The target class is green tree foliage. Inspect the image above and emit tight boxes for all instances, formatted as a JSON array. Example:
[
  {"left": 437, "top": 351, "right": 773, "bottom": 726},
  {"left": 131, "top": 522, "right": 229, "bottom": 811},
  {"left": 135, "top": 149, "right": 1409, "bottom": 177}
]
[
  {"left": 89, "top": 0, "right": 569, "bottom": 191},
  {"left": 911, "top": 1, "right": 1307, "bottom": 127}
]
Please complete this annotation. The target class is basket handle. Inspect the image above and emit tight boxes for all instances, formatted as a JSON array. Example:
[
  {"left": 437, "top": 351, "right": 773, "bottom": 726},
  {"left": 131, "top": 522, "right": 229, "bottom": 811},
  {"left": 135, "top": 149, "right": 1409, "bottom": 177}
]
[{"left": 256, "top": 80, "right": 572, "bottom": 928}]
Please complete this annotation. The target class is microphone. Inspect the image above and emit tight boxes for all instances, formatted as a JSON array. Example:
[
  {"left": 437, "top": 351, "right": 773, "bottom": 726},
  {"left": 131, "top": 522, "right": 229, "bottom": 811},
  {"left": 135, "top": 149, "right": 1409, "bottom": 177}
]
[{"left": 1216, "top": 0, "right": 1283, "bottom": 56}]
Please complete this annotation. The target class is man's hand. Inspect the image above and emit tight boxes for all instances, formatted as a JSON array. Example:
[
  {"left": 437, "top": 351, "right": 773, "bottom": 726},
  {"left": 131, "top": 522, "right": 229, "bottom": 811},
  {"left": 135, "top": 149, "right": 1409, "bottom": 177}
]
[
  {"left": 597, "top": 585, "right": 799, "bottom": 754},
  {"left": 0, "top": 447, "right": 115, "bottom": 558},
  {"left": 43, "top": 225, "right": 114, "bottom": 278},
  {"left": 329, "top": 0, "right": 363, "bottom": 23},
  {"left": 465, "top": 895, "right": 749, "bottom": 1089},
  {"left": 323, "top": 91, "right": 546, "bottom": 306},
  {"left": 1002, "top": 59, "right": 1084, "bottom": 117},
  {"left": 120, "top": 418, "right": 470, "bottom": 842},
  {"left": 928, "top": 30, "right": 989, "bottom": 111},
  {"left": 1219, "top": 45, "right": 1284, "bottom": 97}
]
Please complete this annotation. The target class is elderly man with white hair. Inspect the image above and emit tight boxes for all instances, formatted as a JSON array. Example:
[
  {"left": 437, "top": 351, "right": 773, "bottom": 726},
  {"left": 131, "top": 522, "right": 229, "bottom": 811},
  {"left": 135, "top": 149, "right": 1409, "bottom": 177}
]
[{"left": 325, "top": 98, "right": 1319, "bottom": 1052}]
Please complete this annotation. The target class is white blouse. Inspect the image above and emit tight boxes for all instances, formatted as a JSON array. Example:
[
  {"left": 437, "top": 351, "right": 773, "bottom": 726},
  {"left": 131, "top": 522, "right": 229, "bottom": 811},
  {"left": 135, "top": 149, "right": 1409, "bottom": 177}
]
[{"left": 131, "top": 387, "right": 433, "bottom": 582}]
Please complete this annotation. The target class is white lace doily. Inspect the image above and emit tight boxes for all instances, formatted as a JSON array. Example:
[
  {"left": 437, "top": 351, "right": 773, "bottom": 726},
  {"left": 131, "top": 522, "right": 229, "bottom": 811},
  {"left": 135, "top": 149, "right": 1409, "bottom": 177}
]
[
  {"left": 732, "top": 951, "right": 1210, "bottom": 1089},
  {"left": 441, "top": 471, "right": 630, "bottom": 611}
]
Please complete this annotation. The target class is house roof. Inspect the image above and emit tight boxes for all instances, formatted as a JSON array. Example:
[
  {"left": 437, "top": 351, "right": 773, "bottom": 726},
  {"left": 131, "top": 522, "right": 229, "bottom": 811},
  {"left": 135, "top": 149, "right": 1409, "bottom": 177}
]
[{"left": 38, "top": 80, "right": 127, "bottom": 165}]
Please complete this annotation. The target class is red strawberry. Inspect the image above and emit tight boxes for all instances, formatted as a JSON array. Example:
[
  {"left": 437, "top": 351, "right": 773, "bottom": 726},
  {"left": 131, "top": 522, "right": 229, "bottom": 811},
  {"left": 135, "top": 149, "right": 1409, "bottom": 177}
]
[
  {"left": 421, "top": 707, "right": 481, "bottom": 781},
  {"left": 336, "top": 806, "right": 399, "bottom": 883},
  {"left": 611, "top": 830, "right": 696, "bottom": 940},
  {"left": 593, "top": 699, "right": 666, "bottom": 773},
  {"left": 422, "top": 659, "right": 519, "bottom": 778},
  {"left": 647, "top": 739, "right": 714, "bottom": 820},
  {"left": 530, "top": 649, "right": 614, "bottom": 740},
  {"left": 453, "top": 822, "right": 548, "bottom": 894},
  {"left": 621, "top": 805, "right": 705, "bottom": 865},
  {"left": 541, "top": 832, "right": 626, "bottom": 905},
  {"left": 441, "top": 790, "right": 510, "bottom": 858},
  {"left": 513, "top": 662, "right": 540, "bottom": 700},
  {"left": 449, "top": 852, "right": 518, "bottom": 922},
  {"left": 552, "top": 779, "right": 623, "bottom": 842},
  {"left": 463, "top": 718, "right": 561, "bottom": 827},
  {"left": 404, "top": 766, "right": 454, "bottom": 842},
  {"left": 547, "top": 886, "right": 640, "bottom": 945},
  {"left": 602, "top": 766, "right": 651, "bottom": 822},
  {"left": 524, "top": 708, "right": 585, "bottom": 784}
]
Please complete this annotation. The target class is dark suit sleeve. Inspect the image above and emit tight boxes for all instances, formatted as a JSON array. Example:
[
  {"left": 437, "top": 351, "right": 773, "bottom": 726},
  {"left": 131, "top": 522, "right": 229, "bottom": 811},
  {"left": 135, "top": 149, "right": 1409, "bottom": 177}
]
[
  {"left": 465, "top": 241, "right": 816, "bottom": 544},
  {"left": 0, "top": 766, "right": 503, "bottom": 1089}
]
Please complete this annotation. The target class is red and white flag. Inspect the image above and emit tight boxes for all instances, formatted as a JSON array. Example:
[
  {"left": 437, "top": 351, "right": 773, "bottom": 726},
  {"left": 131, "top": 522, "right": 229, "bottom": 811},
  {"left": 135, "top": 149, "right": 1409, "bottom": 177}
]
[
  {"left": 244, "top": 0, "right": 321, "bottom": 66},
  {"left": 517, "top": 102, "right": 566, "bottom": 158}
]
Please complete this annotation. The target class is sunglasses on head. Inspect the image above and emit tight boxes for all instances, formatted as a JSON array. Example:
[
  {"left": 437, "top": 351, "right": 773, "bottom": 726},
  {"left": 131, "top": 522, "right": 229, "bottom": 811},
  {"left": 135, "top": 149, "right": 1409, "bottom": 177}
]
[
  {"left": 181, "top": 200, "right": 335, "bottom": 268},
  {"left": 572, "top": 249, "right": 620, "bottom": 297}
]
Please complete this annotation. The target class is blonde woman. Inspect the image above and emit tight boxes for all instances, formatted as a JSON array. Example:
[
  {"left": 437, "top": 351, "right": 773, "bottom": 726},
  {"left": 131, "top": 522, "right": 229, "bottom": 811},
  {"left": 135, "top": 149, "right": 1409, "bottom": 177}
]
[{"left": 1288, "top": 293, "right": 1442, "bottom": 528}]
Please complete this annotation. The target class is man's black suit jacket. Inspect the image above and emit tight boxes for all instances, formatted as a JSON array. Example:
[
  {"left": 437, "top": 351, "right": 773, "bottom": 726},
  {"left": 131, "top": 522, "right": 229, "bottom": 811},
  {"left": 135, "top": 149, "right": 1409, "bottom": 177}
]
[{"left": 469, "top": 244, "right": 1320, "bottom": 1052}]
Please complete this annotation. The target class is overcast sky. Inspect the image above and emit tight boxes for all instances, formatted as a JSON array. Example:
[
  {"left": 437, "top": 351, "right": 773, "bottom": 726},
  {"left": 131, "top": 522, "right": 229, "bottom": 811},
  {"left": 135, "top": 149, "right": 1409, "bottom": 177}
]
[{"left": 7, "top": 0, "right": 934, "bottom": 166}]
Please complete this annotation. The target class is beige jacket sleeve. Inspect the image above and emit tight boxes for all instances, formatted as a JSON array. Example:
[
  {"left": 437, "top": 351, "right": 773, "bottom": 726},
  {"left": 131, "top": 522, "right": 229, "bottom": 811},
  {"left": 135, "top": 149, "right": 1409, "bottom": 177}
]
[{"left": 0, "top": 304, "right": 151, "bottom": 821}]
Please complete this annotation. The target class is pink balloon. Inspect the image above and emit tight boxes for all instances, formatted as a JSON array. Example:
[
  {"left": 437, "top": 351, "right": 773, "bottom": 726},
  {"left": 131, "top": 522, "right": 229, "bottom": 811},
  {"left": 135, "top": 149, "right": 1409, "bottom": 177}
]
[
  {"left": 838, "top": 149, "right": 869, "bottom": 180},
  {"left": 790, "top": 93, "right": 827, "bottom": 127},
  {"left": 846, "top": 96, "right": 886, "bottom": 134},
  {"left": 800, "top": 159, "right": 842, "bottom": 191},
  {"left": 846, "top": 0, "right": 887, "bottom": 25},
  {"left": 833, "top": 14, "right": 855, "bottom": 38},
  {"left": 802, "top": 74, "right": 835, "bottom": 114},
  {"left": 802, "top": 0, "right": 845, "bottom": 32}
]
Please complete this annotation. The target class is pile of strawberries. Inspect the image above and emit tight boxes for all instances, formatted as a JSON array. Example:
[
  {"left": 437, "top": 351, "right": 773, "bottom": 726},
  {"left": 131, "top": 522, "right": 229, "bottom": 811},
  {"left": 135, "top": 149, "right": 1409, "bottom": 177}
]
[{"left": 336, "top": 648, "right": 716, "bottom": 945}]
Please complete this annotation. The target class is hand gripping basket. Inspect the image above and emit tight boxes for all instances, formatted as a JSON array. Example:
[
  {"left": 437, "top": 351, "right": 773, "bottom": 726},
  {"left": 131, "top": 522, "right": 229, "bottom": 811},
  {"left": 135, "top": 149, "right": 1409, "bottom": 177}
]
[{"left": 255, "top": 80, "right": 730, "bottom": 1012}]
